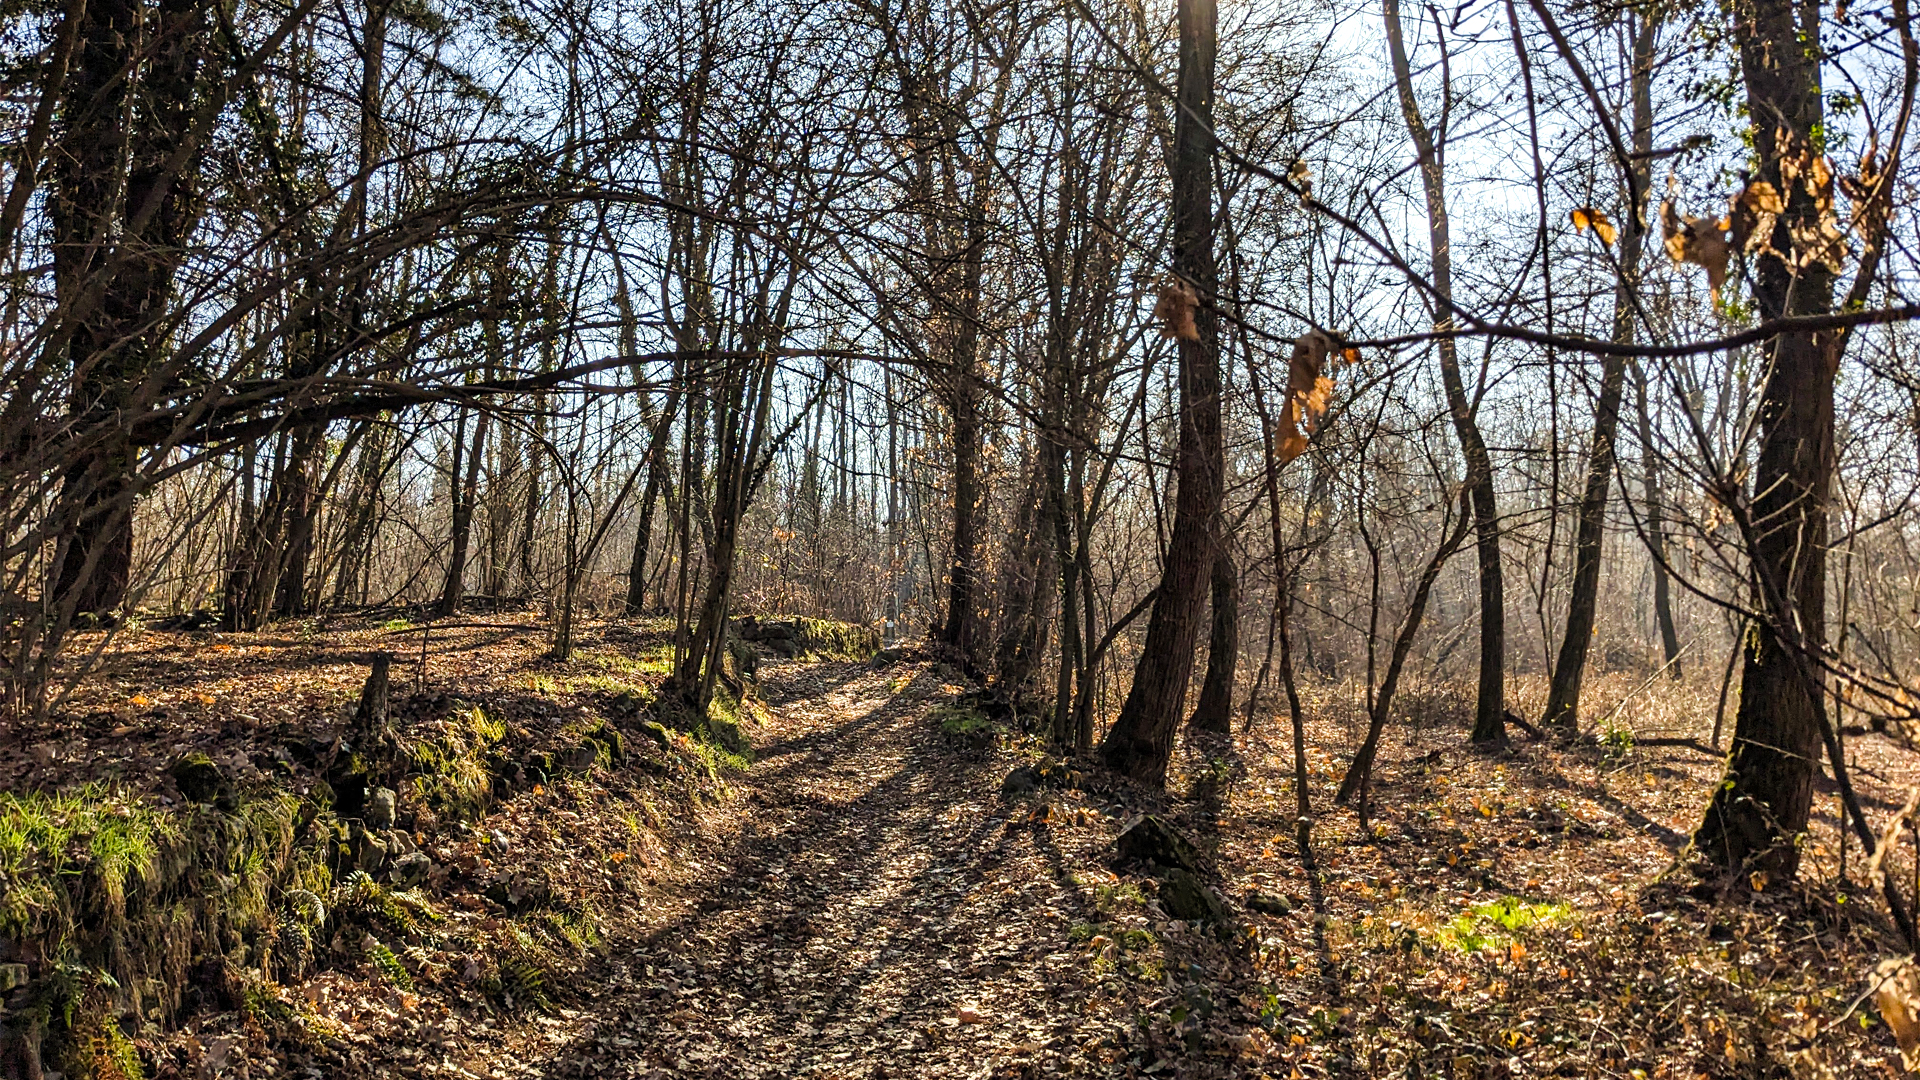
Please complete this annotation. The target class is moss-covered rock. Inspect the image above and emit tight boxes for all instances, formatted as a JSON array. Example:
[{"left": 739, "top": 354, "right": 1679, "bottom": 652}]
[
  {"left": 1157, "top": 868, "right": 1229, "bottom": 925},
  {"left": 169, "top": 753, "right": 227, "bottom": 805},
  {"left": 1115, "top": 814, "right": 1203, "bottom": 875}
]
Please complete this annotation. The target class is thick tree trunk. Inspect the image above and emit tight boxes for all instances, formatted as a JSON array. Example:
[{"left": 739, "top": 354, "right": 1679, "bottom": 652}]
[
  {"left": 939, "top": 236, "right": 988, "bottom": 671},
  {"left": 1692, "top": 0, "right": 1834, "bottom": 880},
  {"left": 1384, "top": 0, "right": 1505, "bottom": 745},
  {"left": 1098, "top": 0, "right": 1220, "bottom": 784},
  {"left": 48, "top": 0, "right": 206, "bottom": 616},
  {"left": 1188, "top": 548, "right": 1238, "bottom": 734},
  {"left": 1545, "top": 13, "right": 1656, "bottom": 731}
]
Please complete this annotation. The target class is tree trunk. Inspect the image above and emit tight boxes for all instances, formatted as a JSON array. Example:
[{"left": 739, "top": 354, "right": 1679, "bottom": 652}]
[
  {"left": 1691, "top": 0, "right": 1834, "bottom": 880},
  {"left": 439, "top": 408, "right": 490, "bottom": 618},
  {"left": 1384, "top": 0, "right": 1505, "bottom": 744},
  {"left": 1544, "top": 12, "right": 1656, "bottom": 731},
  {"left": 626, "top": 380, "right": 684, "bottom": 614},
  {"left": 1188, "top": 548, "right": 1238, "bottom": 733},
  {"left": 939, "top": 235, "right": 988, "bottom": 672},
  {"left": 48, "top": 0, "right": 207, "bottom": 617},
  {"left": 1634, "top": 360, "right": 1684, "bottom": 676},
  {"left": 1098, "top": 0, "right": 1220, "bottom": 784}
]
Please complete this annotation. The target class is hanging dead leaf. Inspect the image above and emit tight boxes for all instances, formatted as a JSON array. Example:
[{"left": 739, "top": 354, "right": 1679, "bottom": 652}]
[
  {"left": 1570, "top": 207, "right": 1617, "bottom": 246},
  {"left": 1276, "top": 331, "right": 1339, "bottom": 464},
  {"left": 1660, "top": 199, "right": 1730, "bottom": 291},
  {"left": 1841, "top": 144, "right": 1894, "bottom": 246},
  {"left": 1728, "top": 180, "right": 1783, "bottom": 255},
  {"left": 1790, "top": 216, "right": 1850, "bottom": 273},
  {"left": 1155, "top": 278, "right": 1200, "bottom": 341},
  {"left": 1872, "top": 957, "right": 1920, "bottom": 1072},
  {"left": 1289, "top": 160, "right": 1314, "bottom": 196}
]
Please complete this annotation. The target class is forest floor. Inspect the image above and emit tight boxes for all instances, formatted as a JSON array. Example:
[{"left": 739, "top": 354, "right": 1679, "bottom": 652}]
[{"left": 6, "top": 616, "right": 1918, "bottom": 1078}]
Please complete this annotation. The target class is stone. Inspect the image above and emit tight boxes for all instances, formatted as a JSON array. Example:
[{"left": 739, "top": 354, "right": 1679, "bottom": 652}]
[
  {"left": 638, "top": 721, "right": 672, "bottom": 749},
  {"left": 0, "top": 963, "right": 27, "bottom": 992},
  {"left": 1000, "top": 767, "right": 1041, "bottom": 795},
  {"left": 583, "top": 721, "right": 625, "bottom": 763},
  {"left": 1114, "top": 815, "right": 1202, "bottom": 875},
  {"left": 390, "top": 851, "right": 432, "bottom": 890},
  {"left": 1247, "top": 890, "right": 1292, "bottom": 916},
  {"left": 169, "top": 753, "right": 226, "bottom": 804},
  {"left": 348, "top": 822, "right": 389, "bottom": 874},
  {"left": 365, "top": 787, "right": 397, "bottom": 829},
  {"left": 558, "top": 741, "right": 600, "bottom": 773},
  {"left": 1158, "top": 868, "right": 1229, "bottom": 924}
]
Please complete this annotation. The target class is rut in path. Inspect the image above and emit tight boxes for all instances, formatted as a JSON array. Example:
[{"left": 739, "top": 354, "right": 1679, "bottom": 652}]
[{"left": 534, "top": 660, "right": 1145, "bottom": 1079}]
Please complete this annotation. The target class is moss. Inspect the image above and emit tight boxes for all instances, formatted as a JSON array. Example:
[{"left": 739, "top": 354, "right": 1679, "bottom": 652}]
[
  {"left": 933, "top": 703, "right": 1000, "bottom": 747},
  {"left": 169, "top": 753, "right": 227, "bottom": 805},
  {"left": 0, "top": 788, "right": 172, "bottom": 944},
  {"left": 408, "top": 704, "right": 504, "bottom": 821}
]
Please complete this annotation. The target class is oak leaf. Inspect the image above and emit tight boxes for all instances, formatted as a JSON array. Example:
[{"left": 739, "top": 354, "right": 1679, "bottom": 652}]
[
  {"left": 1570, "top": 207, "right": 1617, "bottom": 246},
  {"left": 1277, "top": 332, "right": 1342, "bottom": 464},
  {"left": 1660, "top": 199, "right": 1730, "bottom": 291},
  {"left": 1154, "top": 278, "right": 1199, "bottom": 341},
  {"left": 1728, "top": 180, "right": 1782, "bottom": 256}
]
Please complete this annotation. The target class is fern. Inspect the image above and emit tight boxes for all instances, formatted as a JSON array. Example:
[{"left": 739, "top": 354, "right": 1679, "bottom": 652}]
[{"left": 363, "top": 938, "right": 414, "bottom": 991}]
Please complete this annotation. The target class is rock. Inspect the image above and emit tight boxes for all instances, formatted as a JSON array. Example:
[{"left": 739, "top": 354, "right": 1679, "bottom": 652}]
[
  {"left": 587, "top": 720, "right": 625, "bottom": 762},
  {"left": 348, "top": 822, "right": 389, "bottom": 874},
  {"left": 1247, "top": 890, "right": 1292, "bottom": 916},
  {"left": 869, "top": 647, "right": 909, "bottom": 668},
  {"left": 0, "top": 963, "right": 26, "bottom": 992},
  {"left": 1114, "top": 814, "right": 1202, "bottom": 875},
  {"left": 389, "top": 851, "right": 432, "bottom": 890},
  {"left": 558, "top": 741, "right": 600, "bottom": 773},
  {"left": 169, "top": 753, "right": 227, "bottom": 804},
  {"left": 638, "top": 721, "right": 672, "bottom": 749},
  {"left": 1001, "top": 767, "right": 1041, "bottom": 795},
  {"left": 365, "top": 787, "right": 397, "bottom": 829},
  {"left": 1158, "top": 868, "right": 1229, "bottom": 924}
]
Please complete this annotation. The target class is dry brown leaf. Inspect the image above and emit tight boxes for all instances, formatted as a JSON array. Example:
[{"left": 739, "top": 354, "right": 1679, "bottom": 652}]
[
  {"left": 1155, "top": 279, "right": 1199, "bottom": 341},
  {"left": 1660, "top": 199, "right": 1730, "bottom": 291},
  {"left": 1277, "top": 331, "right": 1340, "bottom": 464},
  {"left": 1729, "top": 180, "right": 1783, "bottom": 255},
  {"left": 1842, "top": 144, "right": 1894, "bottom": 246},
  {"left": 1873, "top": 957, "right": 1920, "bottom": 1072},
  {"left": 1570, "top": 207, "right": 1617, "bottom": 246}
]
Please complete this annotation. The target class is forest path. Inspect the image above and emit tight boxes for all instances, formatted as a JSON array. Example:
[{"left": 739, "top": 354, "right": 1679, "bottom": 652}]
[{"left": 529, "top": 659, "right": 1132, "bottom": 1079}]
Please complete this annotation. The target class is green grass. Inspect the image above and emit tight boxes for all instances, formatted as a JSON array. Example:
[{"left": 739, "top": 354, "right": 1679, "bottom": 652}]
[
  {"left": 933, "top": 703, "right": 999, "bottom": 742},
  {"left": 580, "top": 646, "right": 674, "bottom": 679},
  {"left": 409, "top": 704, "right": 505, "bottom": 820},
  {"left": 1435, "top": 895, "right": 1574, "bottom": 953},
  {"left": 0, "top": 787, "right": 173, "bottom": 941}
]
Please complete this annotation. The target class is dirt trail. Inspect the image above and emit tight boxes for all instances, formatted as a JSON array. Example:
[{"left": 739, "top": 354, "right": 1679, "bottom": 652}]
[{"left": 526, "top": 660, "right": 1140, "bottom": 1079}]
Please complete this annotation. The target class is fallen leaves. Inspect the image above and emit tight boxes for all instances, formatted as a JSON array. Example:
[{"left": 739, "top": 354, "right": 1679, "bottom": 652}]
[{"left": 1873, "top": 956, "right": 1920, "bottom": 1071}]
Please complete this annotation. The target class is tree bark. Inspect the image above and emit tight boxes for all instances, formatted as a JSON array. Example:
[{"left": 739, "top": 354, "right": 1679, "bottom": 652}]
[
  {"left": 1098, "top": 0, "right": 1220, "bottom": 784},
  {"left": 1188, "top": 548, "right": 1238, "bottom": 733},
  {"left": 1384, "top": 0, "right": 1506, "bottom": 744},
  {"left": 1544, "top": 12, "right": 1656, "bottom": 731},
  {"left": 49, "top": 0, "right": 208, "bottom": 616},
  {"left": 1691, "top": 0, "right": 1834, "bottom": 880},
  {"left": 1634, "top": 359, "right": 1684, "bottom": 677}
]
